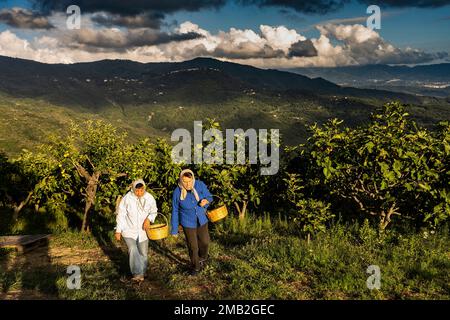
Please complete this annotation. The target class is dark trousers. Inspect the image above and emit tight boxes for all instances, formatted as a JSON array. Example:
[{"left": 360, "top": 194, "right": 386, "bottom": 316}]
[{"left": 183, "top": 222, "right": 210, "bottom": 270}]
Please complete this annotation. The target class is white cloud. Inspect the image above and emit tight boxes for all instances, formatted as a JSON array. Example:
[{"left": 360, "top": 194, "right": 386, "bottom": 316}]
[
  {"left": 314, "top": 23, "right": 448, "bottom": 65},
  {"left": 318, "top": 23, "right": 380, "bottom": 44},
  {"left": 0, "top": 15, "right": 447, "bottom": 67},
  {"left": 0, "top": 30, "right": 30, "bottom": 54},
  {"left": 260, "top": 25, "right": 306, "bottom": 51}
]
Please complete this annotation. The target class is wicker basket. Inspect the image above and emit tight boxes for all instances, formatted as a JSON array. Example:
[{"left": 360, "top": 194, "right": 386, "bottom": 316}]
[
  {"left": 207, "top": 205, "right": 228, "bottom": 223},
  {"left": 146, "top": 213, "right": 169, "bottom": 240}
]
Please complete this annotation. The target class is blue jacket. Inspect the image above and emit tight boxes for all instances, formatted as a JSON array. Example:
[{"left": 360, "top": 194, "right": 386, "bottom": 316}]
[{"left": 170, "top": 180, "right": 213, "bottom": 234}]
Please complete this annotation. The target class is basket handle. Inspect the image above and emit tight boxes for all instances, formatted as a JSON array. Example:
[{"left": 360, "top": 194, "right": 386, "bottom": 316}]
[
  {"left": 212, "top": 194, "right": 228, "bottom": 206},
  {"left": 211, "top": 194, "right": 223, "bottom": 202},
  {"left": 151, "top": 212, "right": 168, "bottom": 225}
]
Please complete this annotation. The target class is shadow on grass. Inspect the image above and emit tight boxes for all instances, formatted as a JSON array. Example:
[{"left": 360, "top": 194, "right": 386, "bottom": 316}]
[
  {"left": 0, "top": 238, "right": 59, "bottom": 299},
  {"left": 0, "top": 205, "right": 61, "bottom": 299},
  {"left": 89, "top": 214, "right": 189, "bottom": 299},
  {"left": 212, "top": 233, "right": 254, "bottom": 248},
  {"left": 148, "top": 239, "right": 190, "bottom": 267},
  {"left": 90, "top": 214, "right": 143, "bottom": 299}
]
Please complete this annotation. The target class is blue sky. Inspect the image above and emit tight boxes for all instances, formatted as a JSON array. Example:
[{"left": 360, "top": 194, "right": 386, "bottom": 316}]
[
  {"left": 167, "top": 2, "right": 450, "bottom": 52},
  {"left": 0, "top": 0, "right": 449, "bottom": 66}
]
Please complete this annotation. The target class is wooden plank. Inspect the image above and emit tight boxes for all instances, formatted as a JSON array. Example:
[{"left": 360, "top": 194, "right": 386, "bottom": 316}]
[
  {"left": 19, "top": 238, "right": 50, "bottom": 253},
  {"left": 0, "top": 234, "right": 51, "bottom": 252}
]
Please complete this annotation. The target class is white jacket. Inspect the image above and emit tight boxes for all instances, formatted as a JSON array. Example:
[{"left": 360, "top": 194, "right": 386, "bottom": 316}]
[{"left": 115, "top": 191, "right": 158, "bottom": 242}]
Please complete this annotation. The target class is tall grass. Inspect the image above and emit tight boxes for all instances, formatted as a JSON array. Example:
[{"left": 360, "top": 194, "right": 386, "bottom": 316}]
[
  {"left": 205, "top": 214, "right": 450, "bottom": 299},
  {"left": 1, "top": 211, "right": 448, "bottom": 300}
]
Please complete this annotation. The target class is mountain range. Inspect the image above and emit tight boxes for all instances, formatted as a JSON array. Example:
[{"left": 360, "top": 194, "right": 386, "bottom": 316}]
[
  {"left": 0, "top": 55, "right": 448, "bottom": 156},
  {"left": 286, "top": 64, "right": 450, "bottom": 98}
]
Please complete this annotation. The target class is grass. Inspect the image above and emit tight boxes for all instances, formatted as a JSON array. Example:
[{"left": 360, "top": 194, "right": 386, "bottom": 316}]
[{"left": 1, "top": 213, "right": 449, "bottom": 300}]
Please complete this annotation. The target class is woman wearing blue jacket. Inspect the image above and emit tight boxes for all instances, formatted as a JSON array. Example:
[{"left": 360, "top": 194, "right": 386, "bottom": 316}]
[{"left": 171, "top": 169, "right": 213, "bottom": 275}]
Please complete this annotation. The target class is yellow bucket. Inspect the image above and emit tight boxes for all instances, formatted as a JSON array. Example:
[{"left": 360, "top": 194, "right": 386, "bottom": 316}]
[
  {"left": 146, "top": 213, "right": 169, "bottom": 240},
  {"left": 207, "top": 205, "right": 228, "bottom": 223}
]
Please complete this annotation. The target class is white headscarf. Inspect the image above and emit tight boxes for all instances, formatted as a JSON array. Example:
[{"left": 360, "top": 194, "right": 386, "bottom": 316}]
[
  {"left": 132, "top": 179, "right": 146, "bottom": 192},
  {"left": 178, "top": 169, "right": 200, "bottom": 202},
  {"left": 131, "top": 179, "right": 147, "bottom": 212}
]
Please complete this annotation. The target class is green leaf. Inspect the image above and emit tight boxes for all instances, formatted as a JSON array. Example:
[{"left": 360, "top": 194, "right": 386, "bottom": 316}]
[
  {"left": 418, "top": 182, "right": 431, "bottom": 191},
  {"left": 365, "top": 141, "right": 375, "bottom": 153}
]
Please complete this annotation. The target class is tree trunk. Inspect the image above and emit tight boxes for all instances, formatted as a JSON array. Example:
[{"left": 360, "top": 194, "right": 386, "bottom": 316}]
[
  {"left": 234, "top": 201, "right": 248, "bottom": 220},
  {"left": 12, "top": 191, "right": 33, "bottom": 221},
  {"left": 81, "top": 200, "right": 91, "bottom": 232},
  {"left": 81, "top": 172, "right": 100, "bottom": 232},
  {"left": 234, "top": 202, "right": 241, "bottom": 218},
  {"left": 240, "top": 201, "right": 248, "bottom": 220}
]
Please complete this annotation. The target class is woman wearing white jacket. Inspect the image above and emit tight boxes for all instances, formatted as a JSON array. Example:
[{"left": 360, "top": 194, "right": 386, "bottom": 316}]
[{"left": 115, "top": 179, "right": 158, "bottom": 282}]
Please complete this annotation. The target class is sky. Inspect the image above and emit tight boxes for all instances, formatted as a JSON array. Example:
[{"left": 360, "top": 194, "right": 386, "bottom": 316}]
[{"left": 0, "top": 0, "right": 449, "bottom": 68}]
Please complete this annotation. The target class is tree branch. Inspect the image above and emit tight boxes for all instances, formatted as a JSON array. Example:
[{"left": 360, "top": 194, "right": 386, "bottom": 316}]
[
  {"left": 351, "top": 195, "right": 378, "bottom": 216},
  {"left": 72, "top": 161, "right": 92, "bottom": 181}
]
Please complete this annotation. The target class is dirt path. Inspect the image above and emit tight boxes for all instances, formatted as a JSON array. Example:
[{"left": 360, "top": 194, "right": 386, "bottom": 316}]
[
  {"left": 0, "top": 240, "right": 178, "bottom": 300},
  {"left": 0, "top": 239, "right": 190, "bottom": 300},
  {"left": 2, "top": 246, "right": 110, "bottom": 270}
]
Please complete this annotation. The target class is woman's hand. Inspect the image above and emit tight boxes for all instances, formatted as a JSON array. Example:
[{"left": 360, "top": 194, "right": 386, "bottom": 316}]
[
  {"left": 143, "top": 219, "right": 151, "bottom": 231},
  {"left": 199, "top": 199, "right": 209, "bottom": 207},
  {"left": 114, "top": 232, "right": 121, "bottom": 242}
]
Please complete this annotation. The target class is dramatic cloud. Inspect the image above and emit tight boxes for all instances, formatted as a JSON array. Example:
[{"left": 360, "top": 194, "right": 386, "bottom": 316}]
[
  {"left": 0, "top": 7, "right": 54, "bottom": 29},
  {"left": 67, "top": 28, "right": 204, "bottom": 51},
  {"left": 29, "top": 0, "right": 227, "bottom": 30},
  {"left": 289, "top": 40, "right": 318, "bottom": 57},
  {"left": 28, "top": 0, "right": 450, "bottom": 21},
  {"left": 24, "top": 0, "right": 450, "bottom": 31},
  {"left": 316, "top": 23, "right": 449, "bottom": 65},
  {"left": 170, "top": 23, "right": 305, "bottom": 60},
  {"left": 90, "top": 11, "right": 164, "bottom": 29},
  {"left": 161, "top": 22, "right": 448, "bottom": 65},
  {"left": 0, "top": 17, "right": 447, "bottom": 67},
  {"left": 1, "top": 0, "right": 447, "bottom": 67},
  {"left": 358, "top": 0, "right": 450, "bottom": 8},
  {"left": 239, "top": 0, "right": 450, "bottom": 14},
  {"left": 30, "top": 0, "right": 227, "bottom": 16},
  {"left": 237, "top": 0, "right": 349, "bottom": 14}
]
